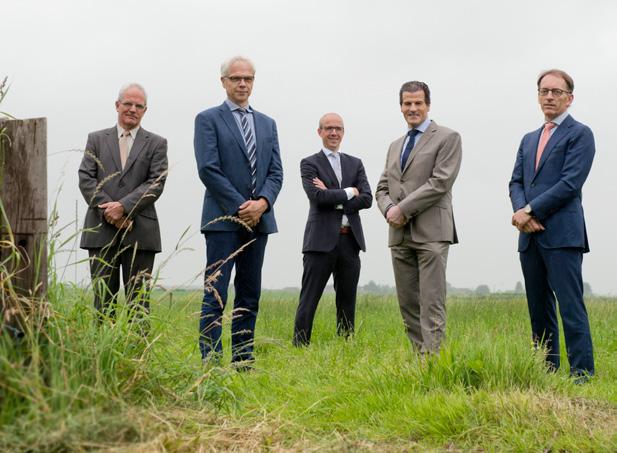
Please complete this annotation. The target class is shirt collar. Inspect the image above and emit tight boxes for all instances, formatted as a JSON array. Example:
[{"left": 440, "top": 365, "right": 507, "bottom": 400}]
[
  {"left": 225, "top": 99, "right": 253, "bottom": 113},
  {"left": 548, "top": 111, "right": 569, "bottom": 126},
  {"left": 322, "top": 147, "right": 342, "bottom": 158},
  {"left": 407, "top": 117, "right": 431, "bottom": 134},
  {"left": 117, "top": 124, "right": 139, "bottom": 139}
]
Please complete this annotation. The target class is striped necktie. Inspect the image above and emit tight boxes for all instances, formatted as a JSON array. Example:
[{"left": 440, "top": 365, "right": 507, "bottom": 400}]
[{"left": 238, "top": 109, "right": 257, "bottom": 196}]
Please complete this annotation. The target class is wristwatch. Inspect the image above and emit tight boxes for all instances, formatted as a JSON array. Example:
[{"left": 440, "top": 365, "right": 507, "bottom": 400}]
[{"left": 524, "top": 204, "right": 533, "bottom": 215}]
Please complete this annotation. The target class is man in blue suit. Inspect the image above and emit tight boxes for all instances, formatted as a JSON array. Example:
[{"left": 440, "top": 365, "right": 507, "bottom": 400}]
[
  {"left": 509, "top": 69, "right": 595, "bottom": 379},
  {"left": 194, "top": 56, "right": 283, "bottom": 367}
]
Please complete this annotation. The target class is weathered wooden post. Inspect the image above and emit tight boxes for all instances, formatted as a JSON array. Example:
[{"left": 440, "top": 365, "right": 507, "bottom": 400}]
[{"left": 0, "top": 118, "right": 47, "bottom": 332}]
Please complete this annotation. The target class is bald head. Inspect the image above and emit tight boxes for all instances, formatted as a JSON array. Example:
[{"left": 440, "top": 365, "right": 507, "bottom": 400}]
[
  {"left": 318, "top": 113, "right": 345, "bottom": 152},
  {"left": 318, "top": 112, "right": 343, "bottom": 129}
]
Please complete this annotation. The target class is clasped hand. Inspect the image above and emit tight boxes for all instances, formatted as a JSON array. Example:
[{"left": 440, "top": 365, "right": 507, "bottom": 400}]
[
  {"left": 386, "top": 205, "right": 406, "bottom": 228},
  {"left": 238, "top": 198, "right": 268, "bottom": 228},
  {"left": 511, "top": 208, "right": 545, "bottom": 233},
  {"left": 99, "top": 201, "right": 133, "bottom": 231}
]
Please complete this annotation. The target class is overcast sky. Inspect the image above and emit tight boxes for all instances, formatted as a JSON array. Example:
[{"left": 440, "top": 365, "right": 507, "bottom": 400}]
[{"left": 4, "top": 0, "right": 617, "bottom": 294}]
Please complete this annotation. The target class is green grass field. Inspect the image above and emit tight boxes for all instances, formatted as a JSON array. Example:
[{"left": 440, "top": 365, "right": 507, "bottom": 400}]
[{"left": 2, "top": 288, "right": 616, "bottom": 452}]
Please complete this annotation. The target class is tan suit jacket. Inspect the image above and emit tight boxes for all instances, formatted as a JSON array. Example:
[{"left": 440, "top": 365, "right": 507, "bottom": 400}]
[{"left": 376, "top": 120, "right": 462, "bottom": 246}]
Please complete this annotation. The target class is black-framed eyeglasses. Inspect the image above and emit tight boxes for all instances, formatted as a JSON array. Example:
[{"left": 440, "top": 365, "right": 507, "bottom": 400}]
[
  {"left": 120, "top": 101, "right": 146, "bottom": 110},
  {"left": 225, "top": 76, "right": 255, "bottom": 83},
  {"left": 538, "top": 88, "right": 571, "bottom": 97}
]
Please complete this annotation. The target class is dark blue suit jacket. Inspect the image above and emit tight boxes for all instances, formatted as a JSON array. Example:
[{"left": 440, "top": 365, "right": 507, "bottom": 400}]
[
  {"left": 194, "top": 102, "right": 283, "bottom": 234},
  {"left": 509, "top": 114, "right": 595, "bottom": 252},
  {"left": 301, "top": 151, "right": 372, "bottom": 253}
]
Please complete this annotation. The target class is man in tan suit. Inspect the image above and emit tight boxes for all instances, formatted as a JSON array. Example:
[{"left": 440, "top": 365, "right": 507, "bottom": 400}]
[{"left": 376, "top": 81, "right": 462, "bottom": 353}]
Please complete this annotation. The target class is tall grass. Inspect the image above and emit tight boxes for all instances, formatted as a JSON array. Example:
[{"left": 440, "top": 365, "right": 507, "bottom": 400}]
[
  {"left": 217, "top": 293, "right": 617, "bottom": 451},
  {"left": 2, "top": 284, "right": 616, "bottom": 451}
]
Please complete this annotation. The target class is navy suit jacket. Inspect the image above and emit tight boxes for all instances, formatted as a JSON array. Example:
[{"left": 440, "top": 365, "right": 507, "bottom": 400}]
[
  {"left": 194, "top": 102, "right": 283, "bottom": 234},
  {"left": 509, "top": 114, "right": 595, "bottom": 252},
  {"left": 301, "top": 151, "right": 372, "bottom": 253}
]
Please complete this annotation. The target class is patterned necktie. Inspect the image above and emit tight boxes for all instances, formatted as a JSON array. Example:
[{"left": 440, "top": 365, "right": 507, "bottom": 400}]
[
  {"left": 119, "top": 130, "right": 131, "bottom": 169},
  {"left": 535, "top": 122, "right": 556, "bottom": 170},
  {"left": 238, "top": 109, "right": 257, "bottom": 196},
  {"left": 400, "top": 129, "right": 420, "bottom": 170}
]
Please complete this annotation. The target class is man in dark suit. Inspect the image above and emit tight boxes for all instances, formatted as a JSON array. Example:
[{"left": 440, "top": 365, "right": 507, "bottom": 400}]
[
  {"left": 79, "top": 83, "right": 168, "bottom": 321},
  {"left": 194, "top": 56, "right": 283, "bottom": 366},
  {"left": 293, "top": 113, "right": 372, "bottom": 346},
  {"left": 509, "top": 69, "right": 595, "bottom": 379}
]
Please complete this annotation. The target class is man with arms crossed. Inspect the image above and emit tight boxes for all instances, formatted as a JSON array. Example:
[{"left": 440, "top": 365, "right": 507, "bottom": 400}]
[
  {"left": 194, "top": 56, "right": 283, "bottom": 367},
  {"left": 509, "top": 69, "right": 595, "bottom": 380},
  {"left": 375, "top": 81, "right": 462, "bottom": 354},
  {"left": 79, "top": 83, "right": 168, "bottom": 323},
  {"left": 293, "top": 113, "right": 372, "bottom": 346}
]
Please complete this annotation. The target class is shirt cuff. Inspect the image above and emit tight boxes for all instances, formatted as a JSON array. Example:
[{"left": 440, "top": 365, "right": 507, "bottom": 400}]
[{"left": 344, "top": 187, "right": 355, "bottom": 200}]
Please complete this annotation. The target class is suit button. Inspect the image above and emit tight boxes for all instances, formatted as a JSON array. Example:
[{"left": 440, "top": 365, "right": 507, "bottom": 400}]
[
  {"left": 531, "top": 183, "right": 535, "bottom": 187},
  {"left": 119, "top": 182, "right": 125, "bottom": 188}
]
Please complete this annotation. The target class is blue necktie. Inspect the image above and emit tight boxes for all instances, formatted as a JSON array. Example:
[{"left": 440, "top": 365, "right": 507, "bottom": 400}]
[
  {"left": 400, "top": 129, "right": 420, "bottom": 170},
  {"left": 238, "top": 109, "right": 257, "bottom": 197}
]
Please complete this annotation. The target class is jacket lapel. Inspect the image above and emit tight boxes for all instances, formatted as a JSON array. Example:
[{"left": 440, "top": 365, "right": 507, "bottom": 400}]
[
  {"left": 402, "top": 121, "right": 436, "bottom": 174},
  {"left": 253, "top": 111, "right": 264, "bottom": 176},
  {"left": 340, "top": 153, "right": 349, "bottom": 187},
  {"left": 526, "top": 127, "right": 543, "bottom": 180},
  {"left": 317, "top": 151, "right": 341, "bottom": 188},
  {"left": 533, "top": 115, "right": 573, "bottom": 178},
  {"left": 104, "top": 126, "right": 122, "bottom": 173},
  {"left": 219, "top": 103, "right": 249, "bottom": 160},
  {"left": 391, "top": 136, "right": 405, "bottom": 177},
  {"left": 121, "top": 127, "right": 148, "bottom": 176}
]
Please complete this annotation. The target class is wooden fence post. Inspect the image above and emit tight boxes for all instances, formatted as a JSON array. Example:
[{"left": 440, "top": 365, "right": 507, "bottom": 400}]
[{"left": 0, "top": 118, "right": 48, "bottom": 301}]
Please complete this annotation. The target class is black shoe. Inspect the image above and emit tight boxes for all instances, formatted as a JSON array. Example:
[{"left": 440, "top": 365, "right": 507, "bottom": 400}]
[{"left": 571, "top": 371, "right": 593, "bottom": 385}]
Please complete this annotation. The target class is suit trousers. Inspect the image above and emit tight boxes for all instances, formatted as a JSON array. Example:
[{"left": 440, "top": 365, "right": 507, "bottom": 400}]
[
  {"left": 519, "top": 238, "right": 594, "bottom": 375},
  {"left": 390, "top": 227, "right": 449, "bottom": 353},
  {"left": 199, "top": 230, "right": 268, "bottom": 362},
  {"left": 293, "top": 233, "right": 361, "bottom": 346},
  {"left": 88, "top": 243, "right": 155, "bottom": 321}
]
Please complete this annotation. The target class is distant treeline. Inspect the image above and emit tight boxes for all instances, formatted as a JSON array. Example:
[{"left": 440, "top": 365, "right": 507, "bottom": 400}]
[{"left": 168, "top": 280, "right": 598, "bottom": 297}]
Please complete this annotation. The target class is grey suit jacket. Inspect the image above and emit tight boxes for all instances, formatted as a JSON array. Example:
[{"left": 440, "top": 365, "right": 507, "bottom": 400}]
[
  {"left": 78, "top": 126, "right": 168, "bottom": 251},
  {"left": 375, "top": 120, "right": 462, "bottom": 246}
]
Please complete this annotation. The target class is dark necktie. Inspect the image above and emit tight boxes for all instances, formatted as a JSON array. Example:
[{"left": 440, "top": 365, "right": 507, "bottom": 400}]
[
  {"left": 238, "top": 109, "right": 257, "bottom": 196},
  {"left": 400, "top": 129, "right": 420, "bottom": 170}
]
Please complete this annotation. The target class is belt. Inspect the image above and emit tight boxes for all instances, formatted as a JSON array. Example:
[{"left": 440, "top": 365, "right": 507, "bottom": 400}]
[{"left": 340, "top": 226, "right": 351, "bottom": 234}]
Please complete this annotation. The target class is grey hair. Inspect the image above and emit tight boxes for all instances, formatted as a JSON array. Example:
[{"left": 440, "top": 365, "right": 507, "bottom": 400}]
[
  {"left": 117, "top": 83, "right": 148, "bottom": 103},
  {"left": 220, "top": 56, "right": 256, "bottom": 77}
]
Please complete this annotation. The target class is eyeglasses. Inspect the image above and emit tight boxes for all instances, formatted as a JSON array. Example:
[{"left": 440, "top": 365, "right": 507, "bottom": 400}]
[
  {"left": 225, "top": 76, "right": 255, "bottom": 83},
  {"left": 120, "top": 101, "right": 146, "bottom": 110},
  {"left": 321, "top": 126, "right": 344, "bottom": 133},
  {"left": 538, "top": 88, "right": 571, "bottom": 97}
]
